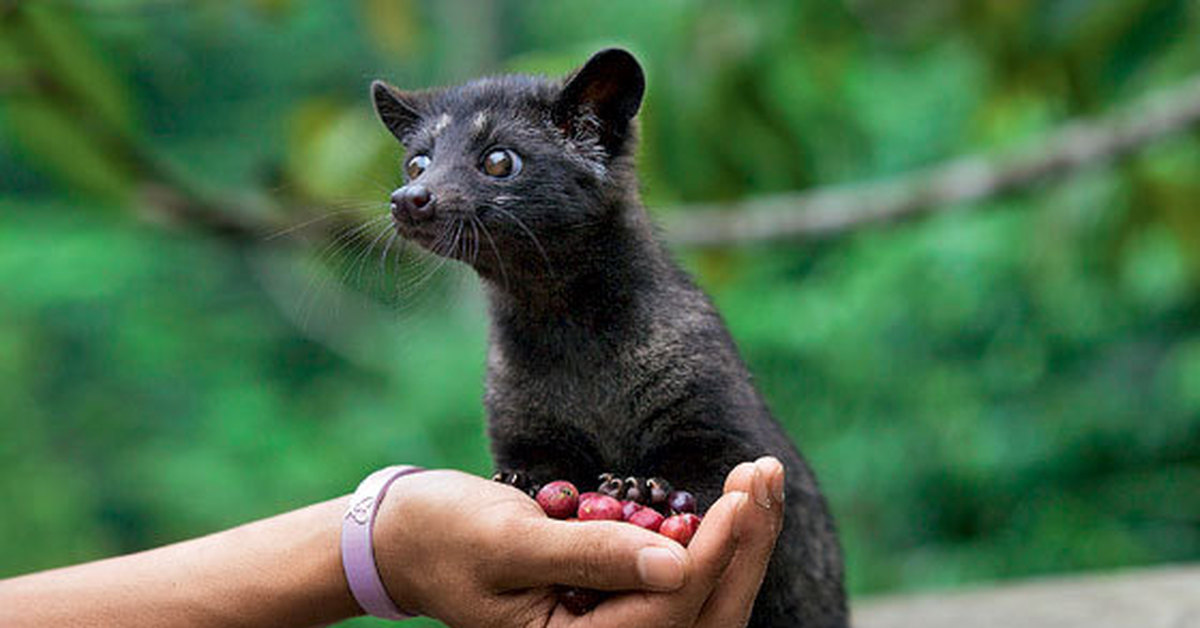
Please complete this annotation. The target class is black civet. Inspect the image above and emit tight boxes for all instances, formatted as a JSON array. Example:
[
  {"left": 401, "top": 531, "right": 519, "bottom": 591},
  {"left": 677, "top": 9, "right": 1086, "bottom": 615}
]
[{"left": 372, "top": 49, "right": 847, "bottom": 627}]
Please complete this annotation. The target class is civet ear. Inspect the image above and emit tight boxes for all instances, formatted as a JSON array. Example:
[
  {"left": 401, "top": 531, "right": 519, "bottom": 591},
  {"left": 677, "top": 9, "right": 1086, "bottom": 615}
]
[
  {"left": 553, "top": 48, "right": 645, "bottom": 153},
  {"left": 371, "top": 80, "right": 424, "bottom": 141}
]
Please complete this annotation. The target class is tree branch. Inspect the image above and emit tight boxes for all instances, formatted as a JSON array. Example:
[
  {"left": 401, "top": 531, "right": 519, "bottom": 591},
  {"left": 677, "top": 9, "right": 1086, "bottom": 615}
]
[
  {"left": 661, "top": 73, "right": 1200, "bottom": 247},
  {"left": 133, "top": 73, "right": 1200, "bottom": 250}
]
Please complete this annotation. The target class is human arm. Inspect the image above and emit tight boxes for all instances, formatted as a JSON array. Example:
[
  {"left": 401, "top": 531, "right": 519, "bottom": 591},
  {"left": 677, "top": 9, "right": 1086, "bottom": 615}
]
[
  {"left": 0, "top": 494, "right": 359, "bottom": 627},
  {"left": 0, "top": 459, "right": 785, "bottom": 628}
]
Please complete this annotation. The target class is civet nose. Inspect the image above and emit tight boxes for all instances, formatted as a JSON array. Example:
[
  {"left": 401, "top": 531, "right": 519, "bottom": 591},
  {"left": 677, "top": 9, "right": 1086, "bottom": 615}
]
[{"left": 390, "top": 185, "right": 435, "bottom": 222}]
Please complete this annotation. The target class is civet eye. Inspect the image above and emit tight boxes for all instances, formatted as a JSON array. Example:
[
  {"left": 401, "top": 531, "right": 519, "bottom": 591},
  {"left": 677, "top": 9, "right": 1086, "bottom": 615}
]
[
  {"left": 406, "top": 154, "right": 430, "bottom": 180},
  {"left": 482, "top": 148, "right": 521, "bottom": 178}
]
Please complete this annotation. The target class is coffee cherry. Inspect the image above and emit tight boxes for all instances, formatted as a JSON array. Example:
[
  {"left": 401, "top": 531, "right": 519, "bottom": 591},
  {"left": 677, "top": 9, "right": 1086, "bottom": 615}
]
[
  {"left": 598, "top": 474, "right": 624, "bottom": 498},
  {"left": 627, "top": 507, "right": 665, "bottom": 532},
  {"left": 623, "top": 476, "right": 648, "bottom": 503},
  {"left": 577, "top": 494, "right": 623, "bottom": 521},
  {"left": 536, "top": 481, "right": 579, "bottom": 519},
  {"left": 659, "top": 513, "right": 701, "bottom": 546},
  {"left": 558, "top": 586, "right": 604, "bottom": 615},
  {"left": 647, "top": 477, "right": 672, "bottom": 505},
  {"left": 528, "top": 475, "right": 701, "bottom": 547},
  {"left": 667, "top": 490, "right": 697, "bottom": 514}
]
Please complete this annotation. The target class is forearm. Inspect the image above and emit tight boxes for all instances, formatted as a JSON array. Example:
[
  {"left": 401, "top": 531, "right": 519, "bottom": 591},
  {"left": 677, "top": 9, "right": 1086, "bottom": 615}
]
[{"left": 0, "top": 496, "right": 362, "bottom": 628}]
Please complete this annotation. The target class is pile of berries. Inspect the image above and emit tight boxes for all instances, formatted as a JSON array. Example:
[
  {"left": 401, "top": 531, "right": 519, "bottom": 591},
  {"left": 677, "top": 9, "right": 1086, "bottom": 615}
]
[
  {"left": 535, "top": 474, "right": 703, "bottom": 546},
  {"left": 494, "top": 471, "right": 706, "bottom": 615},
  {"left": 533, "top": 474, "right": 704, "bottom": 615}
]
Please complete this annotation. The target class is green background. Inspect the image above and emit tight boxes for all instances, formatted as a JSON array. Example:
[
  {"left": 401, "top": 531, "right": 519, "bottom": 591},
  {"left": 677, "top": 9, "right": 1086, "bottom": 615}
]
[{"left": 2, "top": 1, "right": 1199, "bottom": 625}]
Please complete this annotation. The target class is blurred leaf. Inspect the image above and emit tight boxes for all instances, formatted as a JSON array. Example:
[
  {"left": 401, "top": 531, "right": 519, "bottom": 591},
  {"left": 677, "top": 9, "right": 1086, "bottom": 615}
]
[
  {"left": 19, "top": 3, "right": 137, "bottom": 138},
  {"left": 1119, "top": 225, "right": 1189, "bottom": 312},
  {"left": 251, "top": 0, "right": 296, "bottom": 16},
  {"left": 3, "top": 100, "right": 136, "bottom": 202},
  {"left": 285, "top": 100, "right": 396, "bottom": 203},
  {"left": 0, "top": 27, "right": 32, "bottom": 76},
  {"left": 360, "top": 0, "right": 421, "bottom": 56}
]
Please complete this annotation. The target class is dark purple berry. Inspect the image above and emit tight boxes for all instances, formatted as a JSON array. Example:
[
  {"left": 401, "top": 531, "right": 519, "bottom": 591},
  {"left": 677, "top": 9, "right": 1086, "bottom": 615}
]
[
  {"left": 667, "top": 490, "right": 697, "bottom": 514},
  {"left": 647, "top": 477, "right": 672, "bottom": 505},
  {"left": 558, "top": 587, "right": 605, "bottom": 615},
  {"left": 598, "top": 474, "right": 624, "bottom": 498},
  {"left": 623, "top": 476, "right": 647, "bottom": 503}
]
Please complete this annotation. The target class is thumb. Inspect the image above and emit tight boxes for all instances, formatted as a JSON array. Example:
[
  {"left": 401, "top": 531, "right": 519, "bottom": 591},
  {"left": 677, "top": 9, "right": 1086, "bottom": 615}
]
[
  {"left": 695, "top": 457, "right": 786, "bottom": 628},
  {"left": 490, "top": 518, "right": 690, "bottom": 593}
]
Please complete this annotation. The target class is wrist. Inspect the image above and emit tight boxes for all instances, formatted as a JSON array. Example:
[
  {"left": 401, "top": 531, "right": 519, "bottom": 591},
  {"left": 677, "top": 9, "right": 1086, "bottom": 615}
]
[
  {"left": 342, "top": 466, "right": 429, "bottom": 620},
  {"left": 308, "top": 498, "right": 372, "bottom": 622},
  {"left": 368, "top": 471, "right": 432, "bottom": 617}
]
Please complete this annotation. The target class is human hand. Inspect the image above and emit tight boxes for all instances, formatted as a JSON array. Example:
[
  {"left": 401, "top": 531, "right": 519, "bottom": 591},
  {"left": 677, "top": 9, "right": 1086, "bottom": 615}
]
[
  {"left": 372, "top": 459, "right": 784, "bottom": 628},
  {"left": 372, "top": 469, "right": 691, "bottom": 626},
  {"left": 574, "top": 456, "right": 786, "bottom": 627}
]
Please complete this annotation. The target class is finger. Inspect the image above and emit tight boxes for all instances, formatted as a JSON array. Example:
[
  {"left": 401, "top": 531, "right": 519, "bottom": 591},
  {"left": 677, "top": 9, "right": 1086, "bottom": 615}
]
[
  {"left": 682, "top": 490, "right": 746, "bottom": 590},
  {"left": 493, "top": 518, "right": 690, "bottom": 592},
  {"left": 697, "top": 456, "right": 786, "bottom": 628},
  {"left": 580, "top": 490, "right": 748, "bottom": 626},
  {"left": 723, "top": 461, "right": 757, "bottom": 495}
]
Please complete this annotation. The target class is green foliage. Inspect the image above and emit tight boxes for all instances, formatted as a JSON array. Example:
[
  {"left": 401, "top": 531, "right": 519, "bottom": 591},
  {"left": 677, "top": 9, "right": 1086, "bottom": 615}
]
[{"left": 1, "top": 1, "right": 1198, "bottom": 624}]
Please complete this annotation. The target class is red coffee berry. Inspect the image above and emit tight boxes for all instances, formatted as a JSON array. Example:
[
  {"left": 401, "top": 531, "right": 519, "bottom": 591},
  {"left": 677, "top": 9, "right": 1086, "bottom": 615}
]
[
  {"left": 536, "top": 481, "right": 579, "bottom": 519},
  {"left": 659, "top": 513, "right": 701, "bottom": 546},
  {"left": 577, "top": 494, "right": 623, "bottom": 521},
  {"left": 621, "top": 500, "right": 643, "bottom": 520},
  {"left": 578, "top": 491, "right": 601, "bottom": 503},
  {"left": 627, "top": 506, "right": 665, "bottom": 532}
]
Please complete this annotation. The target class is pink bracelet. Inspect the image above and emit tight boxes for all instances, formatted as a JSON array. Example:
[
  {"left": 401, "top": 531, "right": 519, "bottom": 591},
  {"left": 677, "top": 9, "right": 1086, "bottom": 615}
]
[{"left": 341, "top": 465, "right": 425, "bottom": 620}]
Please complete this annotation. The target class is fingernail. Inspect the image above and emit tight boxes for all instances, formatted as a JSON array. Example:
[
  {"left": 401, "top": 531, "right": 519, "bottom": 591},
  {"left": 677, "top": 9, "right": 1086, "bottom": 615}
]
[
  {"left": 752, "top": 464, "right": 771, "bottom": 510},
  {"left": 637, "top": 547, "right": 686, "bottom": 591},
  {"left": 756, "top": 456, "right": 785, "bottom": 504}
]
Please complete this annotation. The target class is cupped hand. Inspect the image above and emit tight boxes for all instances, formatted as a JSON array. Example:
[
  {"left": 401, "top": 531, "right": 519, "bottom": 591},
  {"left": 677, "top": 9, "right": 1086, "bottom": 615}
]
[
  {"left": 567, "top": 457, "right": 786, "bottom": 628},
  {"left": 372, "top": 459, "right": 785, "bottom": 628}
]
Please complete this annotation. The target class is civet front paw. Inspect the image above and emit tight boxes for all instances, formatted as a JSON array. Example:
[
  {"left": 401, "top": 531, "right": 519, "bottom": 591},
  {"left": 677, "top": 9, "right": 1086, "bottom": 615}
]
[{"left": 490, "top": 469, "right": 538, "bottom": 497}]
